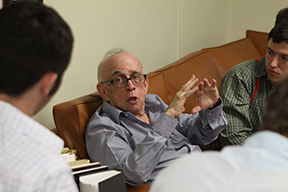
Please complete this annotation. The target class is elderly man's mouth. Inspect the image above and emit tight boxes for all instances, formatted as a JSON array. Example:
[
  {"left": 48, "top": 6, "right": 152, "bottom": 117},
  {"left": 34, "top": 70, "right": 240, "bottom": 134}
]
[{"left": 128, "top": 97, "right": 138, "bottom": 104}]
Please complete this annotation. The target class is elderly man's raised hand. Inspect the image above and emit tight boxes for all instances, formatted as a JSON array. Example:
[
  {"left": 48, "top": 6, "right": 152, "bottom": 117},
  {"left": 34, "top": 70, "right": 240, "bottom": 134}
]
[
  {"left": 165, "top": 76, "right": 220, "bottom": 119},
  {"left": 191, "top": 78, "right": 219, "bottom": 114},
  {"left": 165, "top": 75, "right": 199, "bottom": 119}
]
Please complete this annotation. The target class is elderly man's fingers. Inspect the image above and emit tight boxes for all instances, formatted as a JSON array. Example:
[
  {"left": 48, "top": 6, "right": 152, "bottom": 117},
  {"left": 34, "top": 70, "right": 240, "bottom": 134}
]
[
  {"left": 180, "top": 75, "right": 198, "bottom": 93},
  {"left": 203, "top": 78, "right": 212, "bottom": 88},
  {"left": 186, "top": 85, "right": 199, "bottom": 98},
  {"left": 185, "top": 75, "right": 198, "bottom": 89},
  {"left": 211, "top": 79, "right": 217, "bottom": 87}
]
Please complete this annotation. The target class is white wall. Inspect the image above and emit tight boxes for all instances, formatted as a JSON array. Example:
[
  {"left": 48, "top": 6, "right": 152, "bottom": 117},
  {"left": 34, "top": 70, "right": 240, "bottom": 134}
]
[
  {"left": 181, "top": 0, "right": 230, "bottom": 56},
  {"left": 3, "top": 0, "right": 285, "bottom": 129},
  {"left": 35, "top": 0, "right": 182, "bottom": 129},
  {"left": 228, "top": 0, "right": 288, "bottom": 41}
]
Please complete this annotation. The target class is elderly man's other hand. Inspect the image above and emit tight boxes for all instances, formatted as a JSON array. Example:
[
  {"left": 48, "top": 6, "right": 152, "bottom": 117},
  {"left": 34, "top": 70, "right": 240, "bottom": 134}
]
[
  {"left": 191, "top": 78, "right": 219, "bottom": 114},
  {"left": 165, "top": 75, "right": 199, "bottom": 119}
]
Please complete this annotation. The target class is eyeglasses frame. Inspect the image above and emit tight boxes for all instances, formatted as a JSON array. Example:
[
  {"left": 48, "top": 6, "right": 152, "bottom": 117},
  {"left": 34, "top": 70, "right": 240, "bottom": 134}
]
[{"left": 100, "top": 74, "right": 147, "bottom": 88}]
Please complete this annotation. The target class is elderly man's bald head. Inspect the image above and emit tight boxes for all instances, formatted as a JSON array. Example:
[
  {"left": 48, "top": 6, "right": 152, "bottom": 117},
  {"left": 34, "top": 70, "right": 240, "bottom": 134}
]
[{"left": 97, "top": 48, "right": 143, "bottom": 83}]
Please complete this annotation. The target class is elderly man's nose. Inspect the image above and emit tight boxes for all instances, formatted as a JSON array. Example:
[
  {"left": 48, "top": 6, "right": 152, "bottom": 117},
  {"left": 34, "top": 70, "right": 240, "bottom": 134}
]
[{"left": 126, "top": 79, "right": 136, "bottom": 91}]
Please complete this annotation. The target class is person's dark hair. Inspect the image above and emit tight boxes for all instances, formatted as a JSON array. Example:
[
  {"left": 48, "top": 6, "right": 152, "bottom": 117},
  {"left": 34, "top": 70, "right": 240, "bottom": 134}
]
[
  {"left": 0, "top": 1, "right": 73, "bottom": 96},
  {"left": 259, "top": 75, "right": 288, "bottom": 137},
  {"left": 268, "top": 21, "right": 288, "bottom": 44},
  {"left": 275, "top": 8, "right": 288, "bottom": 26}
]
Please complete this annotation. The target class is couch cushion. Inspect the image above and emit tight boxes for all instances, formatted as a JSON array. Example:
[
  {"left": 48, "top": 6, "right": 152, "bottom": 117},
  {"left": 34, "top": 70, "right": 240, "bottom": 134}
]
[
  {"left": 205, "top": 37, "right": 262, "bottom": 78},
  {"left": 53, "top": 92, "right": 103, "bottom": 159},
  {"left": 147, "top": 72, "right": 169, "bottom": 104},
  {"left": 246, "top": 30, "right": 268, "bottom": 58},
  {"left": 162, "top": 50, "right": 222, "bottom": 113}
]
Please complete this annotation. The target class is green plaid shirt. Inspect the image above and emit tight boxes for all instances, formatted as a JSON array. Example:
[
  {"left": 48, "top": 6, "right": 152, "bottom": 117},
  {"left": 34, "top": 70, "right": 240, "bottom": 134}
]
[{"left": 203, "top": 58, "right": 273, "bottom": 150}]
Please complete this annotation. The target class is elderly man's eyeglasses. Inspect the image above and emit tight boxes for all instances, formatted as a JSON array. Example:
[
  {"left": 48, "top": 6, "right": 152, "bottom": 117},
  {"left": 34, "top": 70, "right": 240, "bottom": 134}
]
[{"left": 101, "top": 74, "right": 147, "bottom": 88}]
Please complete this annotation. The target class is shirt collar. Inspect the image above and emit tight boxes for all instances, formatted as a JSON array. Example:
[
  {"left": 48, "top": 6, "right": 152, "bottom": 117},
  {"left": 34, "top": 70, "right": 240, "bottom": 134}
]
[
  {"left": 255, "top": 57, "right": 267, "bottom": 79},
  {"left": 102, "top": 100, "right": 123, "bottom": 124},
  {"left": 101, "top": 94, "right": 162, "bottom": 124},
  {"left": 144, "top": 94, "right": 162, "bottom": 111},
  {"left": 255, "top": 57, "right": 274, "bottom": 89}
]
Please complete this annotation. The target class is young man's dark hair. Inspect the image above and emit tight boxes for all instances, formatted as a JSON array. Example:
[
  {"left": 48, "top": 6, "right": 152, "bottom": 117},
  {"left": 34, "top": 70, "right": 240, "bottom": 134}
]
[
  {"left": 275, "top": 7, "right": 288, "bottom": 26},
  {"left": 0, "top": 2, "right": 77, "bottom": 191},
  {"left": 0, "top": 1, "right": 73, "bottom": 96},
  {"left": 268, "top": 21, "right": 288, "bottom": 43},
  {"left": 260, "top": 75, "right": 288, "bottom": 136}
]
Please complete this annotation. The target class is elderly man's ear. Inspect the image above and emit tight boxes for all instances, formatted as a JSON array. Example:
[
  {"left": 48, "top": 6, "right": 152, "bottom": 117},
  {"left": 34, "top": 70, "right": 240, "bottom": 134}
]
[
  {"left": 97, "top": 83, "right": 110, "bottom": 102},
  {"left": 144, "top": 76, "right": 149, "bottom": 93}
]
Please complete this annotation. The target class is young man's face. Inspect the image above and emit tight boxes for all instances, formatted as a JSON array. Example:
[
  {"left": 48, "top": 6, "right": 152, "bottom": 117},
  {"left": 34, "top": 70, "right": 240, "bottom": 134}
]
[{"left": 266, "top": 38, "right": 288, "bottom": 85}]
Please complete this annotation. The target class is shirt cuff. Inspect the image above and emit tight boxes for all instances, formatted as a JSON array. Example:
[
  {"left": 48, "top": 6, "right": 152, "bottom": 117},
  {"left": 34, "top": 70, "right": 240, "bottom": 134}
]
[{"left": 199, "top": 97, "right": 223, "bottom": 130}]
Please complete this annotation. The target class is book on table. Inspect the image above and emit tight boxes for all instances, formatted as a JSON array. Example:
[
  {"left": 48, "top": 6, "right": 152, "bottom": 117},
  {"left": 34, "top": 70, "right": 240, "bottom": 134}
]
[
  {"left": 79, "top": 169, "right": 126, "bottom": 192},
  {"left": 72, "top": 163, "right": 126, "bottom": 192}
]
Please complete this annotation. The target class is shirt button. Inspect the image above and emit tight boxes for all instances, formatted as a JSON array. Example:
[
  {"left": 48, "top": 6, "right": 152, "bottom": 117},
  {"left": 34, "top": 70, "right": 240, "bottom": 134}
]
[
  {"left": 138, "top": 121, "right": 141, "bottom": 124},
  {"left": 208, "top": 113, "right": 212, "bottom": 115},
  {"left": 125, "top": 114, "right": 128, "bottom": 117}
]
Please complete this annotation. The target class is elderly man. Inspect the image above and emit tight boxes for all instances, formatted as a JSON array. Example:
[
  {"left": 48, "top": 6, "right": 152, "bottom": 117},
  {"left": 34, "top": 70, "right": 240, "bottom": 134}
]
[{"left": 85, "top": 49, "right": 227, "bottom": 185}]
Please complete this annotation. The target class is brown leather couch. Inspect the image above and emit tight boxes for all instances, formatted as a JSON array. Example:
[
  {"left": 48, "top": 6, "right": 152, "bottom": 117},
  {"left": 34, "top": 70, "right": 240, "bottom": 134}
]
[{"left": 52, "top": 30, "right": 268, "bottom": 191}]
